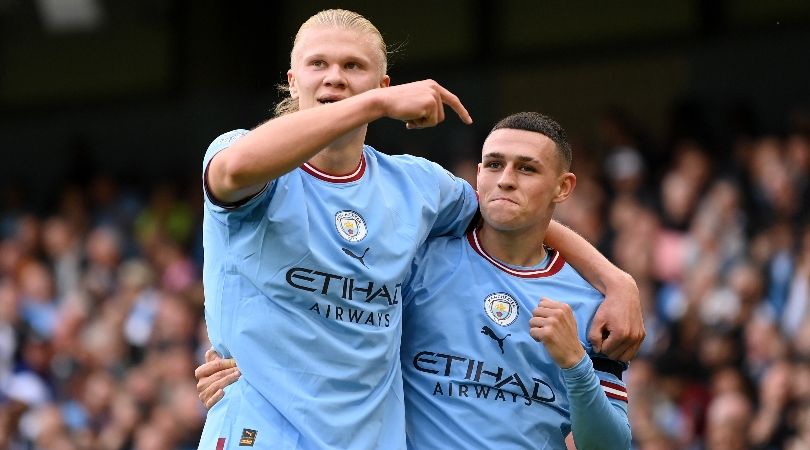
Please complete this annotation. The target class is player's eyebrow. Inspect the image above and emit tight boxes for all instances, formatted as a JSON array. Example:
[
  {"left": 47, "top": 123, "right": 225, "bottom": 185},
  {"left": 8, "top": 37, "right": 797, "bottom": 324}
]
[{"left": 482, "top": 152, "right": 539, "bottom": 163}]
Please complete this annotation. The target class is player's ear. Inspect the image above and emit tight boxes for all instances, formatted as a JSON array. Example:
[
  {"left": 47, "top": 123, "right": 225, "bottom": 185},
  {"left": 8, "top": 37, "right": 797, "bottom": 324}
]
[
  {"left": 552, "top": 172, "right": 576, "bottom": 203},
  {"left": 380, "top": 75, "right": 390, "bottom": 88},
  {"left": 287, "top": 70, "right": 298, "bottom": 99}
]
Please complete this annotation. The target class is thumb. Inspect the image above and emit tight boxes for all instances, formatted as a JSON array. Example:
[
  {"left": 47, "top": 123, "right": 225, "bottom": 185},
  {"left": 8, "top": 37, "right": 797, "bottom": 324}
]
[{"left": 205, "top": 347, "right": 220, "bottom": 363}]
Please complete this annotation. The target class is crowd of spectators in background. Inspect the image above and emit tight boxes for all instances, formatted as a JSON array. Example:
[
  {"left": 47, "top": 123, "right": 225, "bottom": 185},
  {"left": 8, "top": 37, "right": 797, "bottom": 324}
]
[
  {"left": 0, "top": 102, "right": 808, "bottom": 449},
  {"left": 555, "top": 104, "right": 810, "bottom": 450},
  {"left": 0, "top": 176, "right": 205, "bottom": 449}
]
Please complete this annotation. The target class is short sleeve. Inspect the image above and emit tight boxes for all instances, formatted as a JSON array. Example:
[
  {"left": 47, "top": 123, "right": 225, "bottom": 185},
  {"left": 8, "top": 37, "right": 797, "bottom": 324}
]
[
  {"left": 202, "top": 129, "right": 273, "bottom": 215},
  {"left": 424, "top": 163, "right": 478, "bottom": 238}
]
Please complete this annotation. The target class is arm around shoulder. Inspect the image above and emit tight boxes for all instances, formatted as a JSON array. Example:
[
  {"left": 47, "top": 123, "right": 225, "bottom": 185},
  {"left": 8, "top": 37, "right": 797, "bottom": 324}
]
[
  {"left": 543, "top": 220, "right": 644, "bottom": 361},
  {"left": 205, "top": 90, "right": 391, "bottom": 204}
]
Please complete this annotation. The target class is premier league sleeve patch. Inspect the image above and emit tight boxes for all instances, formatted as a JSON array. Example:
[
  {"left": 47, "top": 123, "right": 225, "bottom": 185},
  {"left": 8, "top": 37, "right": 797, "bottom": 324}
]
[
  {"left": 214, "top": 129, "right": 248, "bottom": 147},
  {"left": 484, "top": 292, "right": 519, "bottom": 327}
]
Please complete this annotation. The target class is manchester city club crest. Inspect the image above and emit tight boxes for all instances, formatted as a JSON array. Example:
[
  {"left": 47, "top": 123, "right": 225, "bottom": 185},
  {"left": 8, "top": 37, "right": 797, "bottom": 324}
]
[
  {"left": 484, "top": 292, "right": 519, "bottom": 327},
  {"left": 335, "top": 210, "right": 368, "bottom": 242}
]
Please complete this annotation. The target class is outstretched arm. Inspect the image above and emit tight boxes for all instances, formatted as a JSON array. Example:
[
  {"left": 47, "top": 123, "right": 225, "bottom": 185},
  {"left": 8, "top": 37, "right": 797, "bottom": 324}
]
[
  {"left": 207, "top": 80, "right": 472, "bottom": 203},
  {"left": 543, "top": 220, "right": 644, "bottom": 362}
]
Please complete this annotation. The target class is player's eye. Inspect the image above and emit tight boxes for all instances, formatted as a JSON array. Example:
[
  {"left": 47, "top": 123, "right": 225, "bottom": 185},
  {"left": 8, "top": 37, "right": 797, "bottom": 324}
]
[{"left": 345, "top": 62, "right": 360, "bottom": 70}]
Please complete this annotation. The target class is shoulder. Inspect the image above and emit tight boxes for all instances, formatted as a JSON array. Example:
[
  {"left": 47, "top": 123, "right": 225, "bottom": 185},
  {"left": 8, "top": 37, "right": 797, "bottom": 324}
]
[
  {"left": 421, "top": 234, "right": 463, "bottom": 253},
  {"left": 210, "top": 129, "right": 250, "bottom": 146},
  {"left": 203, "top": 129, "right": 250, "bottom": 165},
  {"left": 413, "top": 235, "right": 465, "bottom": 270},
  {"left": 406, "top": 235, "right": 466, "bottom": 298},
  {"left": 555, "top": 260, "right": 604, "bottom": 298},
  {"left": 370, "top": 148, "right": 453, "bottom": 180}
]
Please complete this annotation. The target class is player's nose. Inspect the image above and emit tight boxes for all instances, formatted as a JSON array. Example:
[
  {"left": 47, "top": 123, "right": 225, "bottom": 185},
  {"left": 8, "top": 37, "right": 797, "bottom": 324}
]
[
  {"left": 323, "top": 64, "right": 347, "bottom": 88},
  {"left": 497, "top": 166, "right": 517, "bottom": 189}
]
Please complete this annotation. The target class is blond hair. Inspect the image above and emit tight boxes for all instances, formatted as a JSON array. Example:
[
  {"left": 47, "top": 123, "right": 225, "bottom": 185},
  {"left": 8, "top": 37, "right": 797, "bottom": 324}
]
[{"left": 274, "top": 9, "right": 388, "bottom": 117}]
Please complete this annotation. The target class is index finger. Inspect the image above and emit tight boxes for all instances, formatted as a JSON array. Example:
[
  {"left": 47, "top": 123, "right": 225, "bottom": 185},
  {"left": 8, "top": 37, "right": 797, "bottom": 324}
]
[
  {"left": 598, "top": 334, "right": 635, "bottom": 361},
  {"left": 194, "top": 358, "right": 237, "bottom": 380},
  {"left": 537, "top": 297, "right": 565, "bottom": 309},
  {"left": 614, "top": 340, "right": 642, "bottom": 363},
  {"left": 436, "top": 85, "right": 473, "bottom": 125}
]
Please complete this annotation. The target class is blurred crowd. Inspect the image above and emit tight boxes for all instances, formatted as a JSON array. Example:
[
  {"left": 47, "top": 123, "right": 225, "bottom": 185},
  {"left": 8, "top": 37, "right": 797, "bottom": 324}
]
[
  {"left": 0, "top": 102, "right": 808, "bottom": 449},
  {"left": 553, "top": 105, "right": 810, "bottom": 450},
  {"left": 0, "top": 178, "right": 206, "bottom": 450}
]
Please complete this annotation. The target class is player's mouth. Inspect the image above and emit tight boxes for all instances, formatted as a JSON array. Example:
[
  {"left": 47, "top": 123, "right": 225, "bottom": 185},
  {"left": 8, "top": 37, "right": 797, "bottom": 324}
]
[
  {"left": 491, "top": 197, "right": 519, "bottom": 205},
  {"left": 317, "top": 96, "right": 344, "bottom": 104}
]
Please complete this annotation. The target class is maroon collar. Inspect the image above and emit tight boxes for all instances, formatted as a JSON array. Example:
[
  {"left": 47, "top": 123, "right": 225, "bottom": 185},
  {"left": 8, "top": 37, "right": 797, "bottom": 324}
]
[
  {"left": 301, "top": 154, "right": 365, "bottom": 183},
  {"left": 466, "top": 228, "right": 565, "bottom": 278}
]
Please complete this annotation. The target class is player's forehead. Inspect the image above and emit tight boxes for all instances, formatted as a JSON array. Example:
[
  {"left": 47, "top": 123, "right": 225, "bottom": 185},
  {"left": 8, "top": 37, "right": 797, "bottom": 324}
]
[
  {"left": 294, "top": 26, "right": 382, "bottom": 64},
  {"left": 481, "top": 128, "right": 555, "bottom": 161}
]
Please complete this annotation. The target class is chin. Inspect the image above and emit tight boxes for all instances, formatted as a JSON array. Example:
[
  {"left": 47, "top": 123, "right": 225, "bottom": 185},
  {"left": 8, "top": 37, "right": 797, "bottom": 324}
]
[{"left": 485, "top": 217, "right": 522, "bottom": 231}]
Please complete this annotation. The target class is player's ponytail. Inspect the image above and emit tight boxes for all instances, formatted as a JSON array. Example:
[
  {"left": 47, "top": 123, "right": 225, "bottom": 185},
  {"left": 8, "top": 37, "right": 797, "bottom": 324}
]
[{"left": 273, "top": 85, "right": 298, "bottom": 117}]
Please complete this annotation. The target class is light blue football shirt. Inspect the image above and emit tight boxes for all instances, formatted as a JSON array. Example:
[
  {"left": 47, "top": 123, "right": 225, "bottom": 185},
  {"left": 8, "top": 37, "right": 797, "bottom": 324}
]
[
  {"left": 197, "top": 130, "right": 478, "bottom": 450},
  {"left": 402, "top": 229, "right": 631, "bottom": 449}
]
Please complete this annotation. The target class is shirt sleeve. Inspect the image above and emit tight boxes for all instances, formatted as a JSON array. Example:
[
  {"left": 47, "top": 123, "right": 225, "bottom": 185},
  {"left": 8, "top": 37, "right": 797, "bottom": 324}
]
[
  {"left": 401, "top": 244, "right": 428, "bottom": 310},
  {"left": 562, "top": 355, "right": 631, "bottom": 449},
  {"left": 425, "top": 164, "right": 478, "bottom": 238},
  {"left": 385, "top": 154, "right": 479, "bottom": 240},
  {"left": 201, "top": 129, "right": 273, "bottom": 215}
]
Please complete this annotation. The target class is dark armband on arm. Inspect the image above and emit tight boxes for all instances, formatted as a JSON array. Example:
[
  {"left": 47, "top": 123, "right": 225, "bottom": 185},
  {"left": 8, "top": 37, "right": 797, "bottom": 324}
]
[{"left": 590, "top": 356, "right": 628, "bottom": 380}]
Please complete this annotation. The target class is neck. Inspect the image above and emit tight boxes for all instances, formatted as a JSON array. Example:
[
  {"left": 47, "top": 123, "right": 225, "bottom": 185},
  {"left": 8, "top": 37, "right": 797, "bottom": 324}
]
[
  {"left": 477, "top": 223, "right": 548, "bottom": 267},
  {"left": 308, "top": 125, "right": 368, "bottom": 174}
]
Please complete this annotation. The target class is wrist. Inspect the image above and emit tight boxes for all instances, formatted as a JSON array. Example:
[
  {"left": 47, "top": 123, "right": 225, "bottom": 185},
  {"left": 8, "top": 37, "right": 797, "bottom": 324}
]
[
  {"left": 363, "top": 88, "right": 388, "bottom": 121},
  {"left": 603, "top": 270, "right": 636, "bottom": 296},
  {"left": 561, "top": 353, "right": 591, "bottom": 377},
  {"left": 560, "top": 348, "right": 586, "bottom": 369}
]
